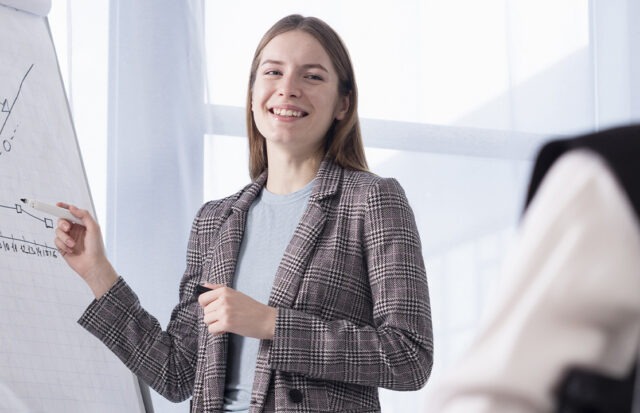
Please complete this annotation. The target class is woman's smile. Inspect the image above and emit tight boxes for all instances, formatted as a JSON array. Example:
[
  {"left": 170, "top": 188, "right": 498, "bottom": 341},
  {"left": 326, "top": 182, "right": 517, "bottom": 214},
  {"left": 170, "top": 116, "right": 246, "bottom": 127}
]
[
  {"left": 251, "top": 29, "right": 348, "bottom": 155},
  {"left": 269, "top": 105, "right": 308, "bottom": 120}
]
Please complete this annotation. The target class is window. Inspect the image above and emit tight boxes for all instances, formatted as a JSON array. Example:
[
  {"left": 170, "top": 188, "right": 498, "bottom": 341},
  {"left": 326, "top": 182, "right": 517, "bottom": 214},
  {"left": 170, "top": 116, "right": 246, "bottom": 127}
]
[
  {"left": 48, "top": 0, "right": 109, "bottom": 227},
  {"left": 203, "top": 1, "right": 637, "bottom": 410}
]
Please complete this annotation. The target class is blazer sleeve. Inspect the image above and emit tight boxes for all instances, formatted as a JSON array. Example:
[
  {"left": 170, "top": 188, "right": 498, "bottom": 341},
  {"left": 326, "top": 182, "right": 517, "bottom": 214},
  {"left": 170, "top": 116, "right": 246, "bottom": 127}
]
[
  {"left": 269, "top": 177, "right": 434, "bottom": 390},
  {"left": 77, "top": 206, "right": 208, "bottom": 402}
]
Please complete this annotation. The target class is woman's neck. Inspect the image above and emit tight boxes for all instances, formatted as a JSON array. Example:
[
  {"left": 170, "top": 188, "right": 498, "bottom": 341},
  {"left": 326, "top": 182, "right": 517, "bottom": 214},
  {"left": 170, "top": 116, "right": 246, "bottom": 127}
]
[{"left": 265, "top": 150, "right": 322, "bottom": 195}]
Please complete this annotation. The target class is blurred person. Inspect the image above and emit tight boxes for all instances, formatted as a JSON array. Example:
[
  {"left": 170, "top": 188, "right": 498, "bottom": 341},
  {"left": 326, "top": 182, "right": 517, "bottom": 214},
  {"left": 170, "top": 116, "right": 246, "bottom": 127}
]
[{"left": 426, "top": 125, "right": 640, "bottom": 412}]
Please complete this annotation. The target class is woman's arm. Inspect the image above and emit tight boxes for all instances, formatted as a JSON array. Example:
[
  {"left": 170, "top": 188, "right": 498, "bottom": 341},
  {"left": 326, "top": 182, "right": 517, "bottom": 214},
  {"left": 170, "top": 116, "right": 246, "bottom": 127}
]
[
  {"left": 56, "top": 203, "right": 208, "bottom": 402},
  {"left": 54, "top": 203, "right": 118, "bottom": 298},
  {"left": 268, "top": 177, "right": 434, "bottom": 390}
]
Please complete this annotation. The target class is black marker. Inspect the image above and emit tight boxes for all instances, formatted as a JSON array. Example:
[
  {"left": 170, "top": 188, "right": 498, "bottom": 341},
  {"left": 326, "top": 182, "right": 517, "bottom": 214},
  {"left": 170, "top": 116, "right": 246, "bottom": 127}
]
[{"left": 195, "top": 284, "right": 213, "bottom": 296}]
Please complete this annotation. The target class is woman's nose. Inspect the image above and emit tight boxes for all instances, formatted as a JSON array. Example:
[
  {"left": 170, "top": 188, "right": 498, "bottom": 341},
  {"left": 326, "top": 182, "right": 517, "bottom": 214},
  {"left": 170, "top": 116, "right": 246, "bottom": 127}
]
[{"left": 278, "top": 76, "right": 301, "bottom": 98}]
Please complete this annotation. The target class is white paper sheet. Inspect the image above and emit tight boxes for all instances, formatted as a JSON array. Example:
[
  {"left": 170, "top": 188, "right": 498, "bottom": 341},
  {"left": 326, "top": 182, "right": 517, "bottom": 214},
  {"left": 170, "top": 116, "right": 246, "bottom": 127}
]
[
  {"left": 0, "top": 5, "right": 145, "bottom": 413},
  {"left": 0, "top": 0, "right": 50, "bottom": 17}
]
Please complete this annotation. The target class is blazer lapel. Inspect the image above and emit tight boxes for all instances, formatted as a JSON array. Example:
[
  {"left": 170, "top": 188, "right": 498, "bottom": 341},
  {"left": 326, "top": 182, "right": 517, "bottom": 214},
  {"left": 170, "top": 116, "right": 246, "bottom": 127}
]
[
  {"left": 201, "top": 173, "right": 266, "bottom": 410},
  {"left": 251, "top": 160, "right": 343, "bottom": 409},
  {"left": 267, "top": 159, "right": 342, "bottom": 308},
  {"left": 204, "top": 174, "right": 266, "bottom": 286}
]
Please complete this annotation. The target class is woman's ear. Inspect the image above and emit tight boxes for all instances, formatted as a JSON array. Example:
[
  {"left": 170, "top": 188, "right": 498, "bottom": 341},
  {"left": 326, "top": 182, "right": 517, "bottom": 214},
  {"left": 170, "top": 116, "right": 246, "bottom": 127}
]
[{"left": 334, "top": 93, "right": 350, "bottom": 121}]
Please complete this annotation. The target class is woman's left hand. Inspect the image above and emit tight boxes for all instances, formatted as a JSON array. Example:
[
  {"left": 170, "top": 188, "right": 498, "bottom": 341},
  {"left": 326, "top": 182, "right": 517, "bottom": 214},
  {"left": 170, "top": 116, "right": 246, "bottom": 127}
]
[{"left": 198, "top": 283, "right": 277, "bottom": 339}]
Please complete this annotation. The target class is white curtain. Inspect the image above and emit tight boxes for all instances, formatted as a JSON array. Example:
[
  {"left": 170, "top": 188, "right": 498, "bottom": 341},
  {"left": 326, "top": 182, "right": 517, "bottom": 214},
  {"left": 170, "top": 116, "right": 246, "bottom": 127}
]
[{"left": 107, "top": 1, "right": 205, "bottom": 412}]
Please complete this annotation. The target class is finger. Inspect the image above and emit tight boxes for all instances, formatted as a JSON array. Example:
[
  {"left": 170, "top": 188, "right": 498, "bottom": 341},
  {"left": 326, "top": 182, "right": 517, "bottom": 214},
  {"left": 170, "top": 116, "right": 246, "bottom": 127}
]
[
  {"left": 56, "top": 218, "right": 72, "bottom": 233},
  {"left": 54, "top": 237, "right": 73, "bottom": 255},
  {"left": 208, "top": 324, "right": 226, "bottom": 335},
  {"left": 68, "top": 205, "right": 97, "bottom": 228},
  {"left": 199, "top": 290, "right": 225, "bottom": 309},
  {"left": 58, "top": 203, "right": 97, "bottom": 230},
  {"left": 202, "top": 299, "right": 220, "bottom": 315},
  {"left": 202, "top": 310, "right": 216, "bottom": 325},
  {"left": 202, "top": 283, "right": 225, "bottom": 297},
  {"left": 197, "top": 284, "right": 225, "bottom": 307},
  {"left": 55, "top": 227, "right": 75, "bottom": 248},
  {"left": 198, "top": 290, "right": 213, "bottom": 307},
  {"left": 206, "top": 317, "right": 227, "bottom": 335}
]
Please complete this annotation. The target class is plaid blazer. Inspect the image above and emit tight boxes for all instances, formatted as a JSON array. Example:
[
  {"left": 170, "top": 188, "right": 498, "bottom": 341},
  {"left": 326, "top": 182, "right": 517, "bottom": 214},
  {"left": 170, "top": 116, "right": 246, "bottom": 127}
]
[{"left": 79, "top": 159, "right": 433, "bottom": 412}]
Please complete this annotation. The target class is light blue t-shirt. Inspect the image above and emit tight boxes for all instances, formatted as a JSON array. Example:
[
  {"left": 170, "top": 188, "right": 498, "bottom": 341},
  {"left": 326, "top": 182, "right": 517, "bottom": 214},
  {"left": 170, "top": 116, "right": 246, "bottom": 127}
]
[{"left": 223, "top": 180, "right": 313, "bottom": 412}]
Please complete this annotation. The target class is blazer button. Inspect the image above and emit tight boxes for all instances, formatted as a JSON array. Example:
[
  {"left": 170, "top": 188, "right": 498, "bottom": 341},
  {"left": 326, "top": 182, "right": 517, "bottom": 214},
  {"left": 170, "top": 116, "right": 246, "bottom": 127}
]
[{"left": 288, "top": 388, "right": 303, "bottom": 403}]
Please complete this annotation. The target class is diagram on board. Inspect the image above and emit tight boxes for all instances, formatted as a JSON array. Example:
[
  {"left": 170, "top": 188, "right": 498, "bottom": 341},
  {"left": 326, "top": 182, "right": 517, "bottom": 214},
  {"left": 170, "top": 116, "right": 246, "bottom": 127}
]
[
  {"left": 0, "top": 64, "right": 34, "bottom": 158},
  {"left": 0, "top": 6, "right": 146, "bottom": 412},
  {"left": 0, "top": 200, "right": 59, "bottom": 258}
]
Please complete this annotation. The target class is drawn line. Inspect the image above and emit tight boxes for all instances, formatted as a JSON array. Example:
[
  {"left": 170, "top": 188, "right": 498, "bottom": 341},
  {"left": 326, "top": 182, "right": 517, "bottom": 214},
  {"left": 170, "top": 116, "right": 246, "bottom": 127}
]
[
  {"left": 0, "top": 232, "right": 58, "bottom": 258},
  {"left": 0, "top": 202, "right": 54, "bottom": 228},
  {"left": 0, "top": 232, "right": 56, "bottom": 250},
  {"left": 0, "top": 64, "right": 34, "bottom": 137},
  {"left": 21, "top": 210, "right": 50, "bottom": 225}
]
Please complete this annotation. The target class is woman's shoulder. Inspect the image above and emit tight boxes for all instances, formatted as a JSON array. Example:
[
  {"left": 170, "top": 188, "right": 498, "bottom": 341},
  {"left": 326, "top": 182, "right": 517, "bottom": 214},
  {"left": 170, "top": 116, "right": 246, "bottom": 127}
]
[
  {"left": 340, "top": 168, "right": 405, "bottom": 196},
  {"left": 197, "top": 196, "right": 234, "bottom": 219},
  {"left": 194, "top": 182, "right": 254, "bottom": 222},
  {"left": 327, "top": 168, "right": 409, "bottom": 212}
]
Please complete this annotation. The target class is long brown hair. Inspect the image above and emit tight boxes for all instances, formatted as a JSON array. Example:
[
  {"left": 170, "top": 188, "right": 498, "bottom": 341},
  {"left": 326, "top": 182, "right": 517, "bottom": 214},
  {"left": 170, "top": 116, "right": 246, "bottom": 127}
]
[{"left": 246, "top": 14, "right": 368, "bottom": 180}]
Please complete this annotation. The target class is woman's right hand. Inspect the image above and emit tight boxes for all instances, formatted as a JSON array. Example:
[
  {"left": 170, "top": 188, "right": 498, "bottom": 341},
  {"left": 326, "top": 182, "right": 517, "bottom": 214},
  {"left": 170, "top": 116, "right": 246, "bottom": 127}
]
[{"left": 54, "top": 202, "right": 118, "bottom": 298}]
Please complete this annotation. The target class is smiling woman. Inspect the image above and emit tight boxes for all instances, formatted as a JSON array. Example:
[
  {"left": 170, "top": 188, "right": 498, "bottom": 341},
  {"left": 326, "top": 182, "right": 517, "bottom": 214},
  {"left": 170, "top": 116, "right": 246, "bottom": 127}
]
[
  {"left": 250, "top": 29, "right": 351, "bottom": 192},
  {"left": 196, "top": 14, "right": 433, "bottom": 411},
  {"left": 54, "top": 13, "right": 433, "bottom": 413},
  {"left": 245, "top": 15, "right": 368, "bottom": 184}
]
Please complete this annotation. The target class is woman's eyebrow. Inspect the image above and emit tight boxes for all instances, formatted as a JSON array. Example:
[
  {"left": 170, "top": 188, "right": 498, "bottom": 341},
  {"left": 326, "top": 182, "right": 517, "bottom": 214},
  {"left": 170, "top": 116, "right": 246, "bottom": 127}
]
[
  {"left": 302, "top": 63, "right": 329, "bottom": 73},
  {"left": 260, "top": 59, "right": 329, "bottom": 73}
]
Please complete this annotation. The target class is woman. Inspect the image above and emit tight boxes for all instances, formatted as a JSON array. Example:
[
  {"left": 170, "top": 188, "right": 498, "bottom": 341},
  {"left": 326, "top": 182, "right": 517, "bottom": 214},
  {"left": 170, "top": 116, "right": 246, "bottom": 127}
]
[{"left": 55, "top": 14, "right": 433, "bottom": 413}]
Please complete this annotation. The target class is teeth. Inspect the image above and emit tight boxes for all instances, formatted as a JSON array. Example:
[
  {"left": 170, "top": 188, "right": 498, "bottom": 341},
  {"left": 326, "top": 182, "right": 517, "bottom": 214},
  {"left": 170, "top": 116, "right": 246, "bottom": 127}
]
[{"left": 273, "top": 108, "right": 303, "bottom": 117}]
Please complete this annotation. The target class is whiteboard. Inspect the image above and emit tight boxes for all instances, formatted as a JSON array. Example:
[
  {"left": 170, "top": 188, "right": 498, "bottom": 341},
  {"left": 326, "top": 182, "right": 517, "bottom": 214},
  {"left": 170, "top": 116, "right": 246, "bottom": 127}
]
[{"left": 0, "top": 3, "right": 146, "bottom": 412}]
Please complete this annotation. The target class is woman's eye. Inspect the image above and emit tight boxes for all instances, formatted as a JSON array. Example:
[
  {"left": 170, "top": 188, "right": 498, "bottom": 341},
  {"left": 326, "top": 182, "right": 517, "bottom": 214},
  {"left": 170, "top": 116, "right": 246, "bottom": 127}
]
[
  {"left": 264, "top": 70, "right": 282, "bottom": 76},
  {"left": 305, "top": 74, "right": 324, "bottom": 81}
]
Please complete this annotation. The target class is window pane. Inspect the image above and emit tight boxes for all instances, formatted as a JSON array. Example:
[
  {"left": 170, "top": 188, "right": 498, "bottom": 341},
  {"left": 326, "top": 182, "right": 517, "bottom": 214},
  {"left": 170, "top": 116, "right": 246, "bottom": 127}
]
[
  {"left": 205, "top": 0, "right": 591, "bottom": 133},
  {"left": 367, "top": 147, "right": 531, "bottom": 411},
  {"left": 204, "top": 134, "right": 250, "bottom": 201}
]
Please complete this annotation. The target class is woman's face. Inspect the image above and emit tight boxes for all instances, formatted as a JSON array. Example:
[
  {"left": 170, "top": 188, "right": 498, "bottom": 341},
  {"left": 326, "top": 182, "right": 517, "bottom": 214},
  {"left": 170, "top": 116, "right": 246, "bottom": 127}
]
[{"left": 251, "top": 30, "right": 349, "bottom": 158}]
